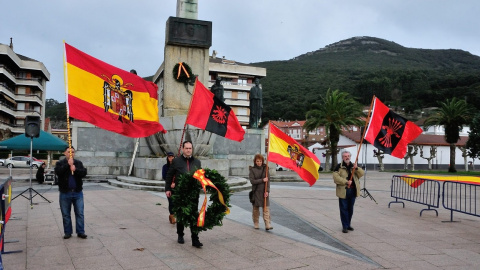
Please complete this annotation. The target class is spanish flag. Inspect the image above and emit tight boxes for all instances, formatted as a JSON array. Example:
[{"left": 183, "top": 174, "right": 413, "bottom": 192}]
[
  {"left": 268, "top": 123, "right": 320, "bottom": 186},
  {"left": 64, "top": 43, "right": 166, "bottom": 138}
]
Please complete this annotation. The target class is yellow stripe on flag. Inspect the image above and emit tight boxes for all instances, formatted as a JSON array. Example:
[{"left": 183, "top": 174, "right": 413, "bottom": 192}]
[{"left": 67, "top": 63, "right": 159, "bottom": 121}]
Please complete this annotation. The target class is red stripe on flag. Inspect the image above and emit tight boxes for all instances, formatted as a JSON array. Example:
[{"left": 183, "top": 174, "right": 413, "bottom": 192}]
[
  {"left": 65, "top": 43, "right": 157, "bottom": 97},
  {"left": 268, "top": 123, "right": 320, "bottom": 186},
  {"left": 68, "top": 95, "right": 164, "bottom": 138}
]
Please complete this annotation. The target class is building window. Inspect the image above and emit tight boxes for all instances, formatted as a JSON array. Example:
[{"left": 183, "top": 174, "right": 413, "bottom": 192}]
[
  {"left": 224, "top": 91, "right": 232, "bottom": 99},
  {"left": 222, "top": 78, "right": 233, "bottom": 85},
  {"left": 237, "top": 108, "right": 247, "bottom": 116},
  {"left": 238, "top": 78, "right": 247, "bottom": 86},
  {"left": 238, "top": 92, "right": 247, "bottom": 99},
  {"left": 17, "top": 86, "right": 26, "bottom": 95}
]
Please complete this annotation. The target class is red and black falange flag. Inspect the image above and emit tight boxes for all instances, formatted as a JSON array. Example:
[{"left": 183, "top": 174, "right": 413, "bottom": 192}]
[
  {"left": 186, "top": 79, "right": 245, "bottom": 142},
  {"left": 364, "top": 97, "right": 422, "bottom": 158}
]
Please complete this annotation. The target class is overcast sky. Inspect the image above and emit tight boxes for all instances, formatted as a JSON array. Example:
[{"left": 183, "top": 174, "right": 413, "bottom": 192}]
[{"left": 2, "top": 0, "right": 480, "bottom": 103}]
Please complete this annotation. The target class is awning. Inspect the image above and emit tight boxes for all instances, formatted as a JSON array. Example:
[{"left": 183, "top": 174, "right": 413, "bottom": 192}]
[{"left": 1, "top": 93, "right": 16, "bottom": 104}]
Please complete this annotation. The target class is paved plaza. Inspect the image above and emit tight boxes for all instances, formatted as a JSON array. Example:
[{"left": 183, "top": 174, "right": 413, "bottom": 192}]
[{"left": 1, "top": 170, "right": 480, "bottom": 269}]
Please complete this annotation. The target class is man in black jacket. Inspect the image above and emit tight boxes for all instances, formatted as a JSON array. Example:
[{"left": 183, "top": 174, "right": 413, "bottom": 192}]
[
  {"left": 165, "top": 141, "right": 202, "bottom": 247},
  {"left": 55, "top": 146, "right": 88, "bottom": 239}
]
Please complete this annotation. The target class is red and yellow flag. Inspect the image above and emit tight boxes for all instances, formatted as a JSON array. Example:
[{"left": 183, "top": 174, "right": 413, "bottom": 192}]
[
  {"left": 268, "top": 123, "right": 320, "bottom": 186},
  {"left": 64, "top": 43, "right": 166, "bottom": 138}
]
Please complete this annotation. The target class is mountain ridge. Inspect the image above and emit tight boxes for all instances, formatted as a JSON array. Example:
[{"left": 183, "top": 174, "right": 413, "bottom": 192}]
[{"left": 252, "top": 36, "right": 480, "bottom": 122}]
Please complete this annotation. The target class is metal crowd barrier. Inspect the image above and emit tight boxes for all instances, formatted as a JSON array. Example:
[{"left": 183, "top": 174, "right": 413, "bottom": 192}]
[
  {"left": 443, "top": 181, "right": 480, "bottom": 222},
  {"left": 389, "top": 175, "right": 441, "bottom": 216}
]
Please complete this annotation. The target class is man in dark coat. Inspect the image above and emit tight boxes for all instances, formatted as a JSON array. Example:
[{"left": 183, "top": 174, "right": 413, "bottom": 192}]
[
  {"left": 165, "top": 141, "right": 203, "bottom": 247},
  {"left": 55, "top": 146, "right": 88, "bottom": 239}
]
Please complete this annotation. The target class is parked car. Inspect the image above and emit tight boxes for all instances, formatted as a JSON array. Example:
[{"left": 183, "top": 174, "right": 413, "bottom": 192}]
[
  {"left": 4, "top": 156, "right": 44, "bottom": 168},
  {"left": 0, "top": 159, "right": 4, "bottom": 166},
  {"left": 276, "top": 164, "right": 290, "bottom": 171}
]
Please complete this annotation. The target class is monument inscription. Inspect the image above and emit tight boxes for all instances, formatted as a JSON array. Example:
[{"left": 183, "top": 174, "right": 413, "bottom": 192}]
[{"left": 166, "top": 17, "right": 212, "bottom": 48}]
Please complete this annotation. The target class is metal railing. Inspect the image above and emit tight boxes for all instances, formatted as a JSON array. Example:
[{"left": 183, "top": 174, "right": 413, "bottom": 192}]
[
  {"left": 389, "top": 175, "right": 441, "bottom": 216},
  {"left": 442, "top": 181, "right": 480, "bottom": 222}
]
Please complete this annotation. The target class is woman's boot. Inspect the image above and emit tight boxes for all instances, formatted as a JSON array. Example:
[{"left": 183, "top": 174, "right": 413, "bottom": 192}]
[
  {"left": 252, "top": 206, "right": 260, "bottom": 229},
  {"left": 263, "top": 207, "right": 273, "bottom": 230},
  {"left": 169, "top": 214, "right": 176, "bottom": 224}
]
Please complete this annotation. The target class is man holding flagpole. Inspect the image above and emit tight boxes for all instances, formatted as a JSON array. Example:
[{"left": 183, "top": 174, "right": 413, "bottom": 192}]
[{"left": 333, "top": 150, "right": 364, "bottom": 233}]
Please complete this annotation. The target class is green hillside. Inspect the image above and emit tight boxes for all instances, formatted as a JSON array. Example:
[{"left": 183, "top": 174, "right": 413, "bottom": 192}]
[{"left": 253, "top": 36, "right": 480, "bottom": 123}]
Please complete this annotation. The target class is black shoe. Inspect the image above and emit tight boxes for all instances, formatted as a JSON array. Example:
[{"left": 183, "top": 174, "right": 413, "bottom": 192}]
[
  {"left": 63, "top": 234, "right": 72, "bottom": 239},
  {"left": 347, "top": 227, "right": 354, "bottom": 231},
  {"left": 77, "top": 233, "right": 88, "bottom": 239},
  {"left": 192, "top": 239, "right": 203, "bottom": 248},
  {"left": 177, "top": 235, "right": 185, "bottom": 244},
  {"left": 342, "top": 229, "right": 348, "bottom": 233}
]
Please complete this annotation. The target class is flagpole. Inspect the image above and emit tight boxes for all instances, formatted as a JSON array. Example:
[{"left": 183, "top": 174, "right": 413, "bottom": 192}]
[
  {"left": 264, "top": 121, "right": 272, "bottom": 208},
  {"left": 63, "top": 41, "right": 73, "bottom": 174},
  {"left": 178, "top": 77, "right": 198, "bottom": 155},
  {"left": 349, "top": 95, "right": 376, "bottom": 187}
]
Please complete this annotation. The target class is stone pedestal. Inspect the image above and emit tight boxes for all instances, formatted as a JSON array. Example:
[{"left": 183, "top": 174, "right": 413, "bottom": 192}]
[{"left": 162, "top": 17, "right": 212, "bottom": 117}]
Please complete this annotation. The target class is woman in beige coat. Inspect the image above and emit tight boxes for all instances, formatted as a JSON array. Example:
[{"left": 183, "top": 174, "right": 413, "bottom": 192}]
[{"left": 249, "top": 154, "right": 273, "bottom": 230}]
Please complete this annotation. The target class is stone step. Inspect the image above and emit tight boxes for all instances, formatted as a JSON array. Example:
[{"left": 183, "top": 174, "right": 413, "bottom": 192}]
[
  {"left": 85, "top": 175, "right": 116, "bottom": 183},
  {"left": 116, "top": 176, "right": 165, "bottom": 186},
  {"left": 109, "top": 176, "right": 252, "bottom": 193},
  {"left": 108, "top": 179, "right": 165, "bottom": 192}
]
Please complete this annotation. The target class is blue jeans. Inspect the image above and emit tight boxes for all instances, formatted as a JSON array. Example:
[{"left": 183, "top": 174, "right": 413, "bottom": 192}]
[
  {"left": 59, "top": 191, "right": 85, "bottom": 235},
  {"left": 339, "top": 187, "right": 356, "bottom": 229}
]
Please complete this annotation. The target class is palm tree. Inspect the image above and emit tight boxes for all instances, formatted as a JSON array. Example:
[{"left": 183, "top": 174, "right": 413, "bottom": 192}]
[
  {"left": 304, "top": 89, "right": 364, "bottom": 170},
  {"left": 424, "top": 98, "right": 472, "bottom": 172}
]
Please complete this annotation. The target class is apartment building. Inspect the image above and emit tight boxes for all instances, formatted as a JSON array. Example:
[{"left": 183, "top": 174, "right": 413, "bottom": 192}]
[
  {"left": 0, "top": 39, "right": 49, "bottom": 135},
  {"left": 208, "top": 51, "right": 266, "bottom": 127}
]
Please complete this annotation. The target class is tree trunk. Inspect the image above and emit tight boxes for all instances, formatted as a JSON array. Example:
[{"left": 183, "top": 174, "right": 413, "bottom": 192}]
[
  {"left": 330, "top": 142, "right": 338, "bottom": 171},
  {"left": 449, "top": 143, "right": 456, "bottom": 172}
]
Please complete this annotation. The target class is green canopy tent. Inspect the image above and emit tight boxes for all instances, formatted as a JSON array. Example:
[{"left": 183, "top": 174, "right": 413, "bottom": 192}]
[{"left": 0, "top": 130, "right": 68, "bottom": 151}]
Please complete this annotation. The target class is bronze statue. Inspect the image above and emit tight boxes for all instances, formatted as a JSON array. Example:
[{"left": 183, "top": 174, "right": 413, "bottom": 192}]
[
  {"left": 210, "top": 76, "right": 225, "bottom": 102},
  {"left": 249, "top": 78, "right": 263, "bottom": 128}
]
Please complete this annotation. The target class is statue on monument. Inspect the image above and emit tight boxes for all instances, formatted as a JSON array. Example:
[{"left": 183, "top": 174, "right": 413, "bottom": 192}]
[
  {"left": 249, "top": 78, "right": 263, "bottom": 129},
  {"left": 210, "top": 76, "right": 225, "bottom": 102}
]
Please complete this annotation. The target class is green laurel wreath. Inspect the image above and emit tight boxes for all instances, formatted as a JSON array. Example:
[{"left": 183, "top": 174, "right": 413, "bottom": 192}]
[
  {"left": 172, "top": 168, "right": 231, "bottom": 235},
  {"left": 172, "top": 62, "right": 195, "bottom": 85}
]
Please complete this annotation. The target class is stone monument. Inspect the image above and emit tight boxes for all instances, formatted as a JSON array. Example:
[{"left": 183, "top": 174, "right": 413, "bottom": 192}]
[
  {"left": 249, "top": 78, "right": 263, "bottom": 128},
  {"left": 145, "top": 0, "right": 214, "bottom": 157}
]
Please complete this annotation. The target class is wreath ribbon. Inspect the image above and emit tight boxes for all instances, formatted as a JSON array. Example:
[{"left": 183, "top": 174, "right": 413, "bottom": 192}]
[
  {"left": 193, "top": 169, "right": 230, "bottom": 227},
  {"left": 177, "top": 62, "right": 190, "bottom": 79}
]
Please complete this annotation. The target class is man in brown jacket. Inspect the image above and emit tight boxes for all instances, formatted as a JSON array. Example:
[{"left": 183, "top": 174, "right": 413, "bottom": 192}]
[{"left": 332, "top": 150, "right": 364, "bottom": 233}]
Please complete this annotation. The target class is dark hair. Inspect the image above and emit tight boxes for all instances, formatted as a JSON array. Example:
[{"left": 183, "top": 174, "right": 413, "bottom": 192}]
[
  {"left": 253, "top": 154, "right": 264, "bottom": 165},
  {"left": 183, "top": 140, "right": 193, "bottom": 147},
  {"left": 64, "top": 146, "right": 75, "bottom": 151},
  {"left": 165, "top": 155, "right": 174, "bottom": 165}
]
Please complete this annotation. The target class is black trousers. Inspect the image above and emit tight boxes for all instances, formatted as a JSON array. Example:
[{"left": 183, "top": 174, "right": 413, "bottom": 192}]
[{"left": 177, "top": 222, "right": 198, "bottom": 240}]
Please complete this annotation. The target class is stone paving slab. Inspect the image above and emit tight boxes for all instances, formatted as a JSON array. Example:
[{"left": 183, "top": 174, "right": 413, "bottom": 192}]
[{"left": 1, "top": 170, "right": 480, "bottom": 269}]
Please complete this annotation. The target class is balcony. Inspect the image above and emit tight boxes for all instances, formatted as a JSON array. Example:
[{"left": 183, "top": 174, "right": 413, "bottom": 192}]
[
  {"left": 0, "top": 101, "right": 16, "bottom": 116},
  {"left": 0, "top": 120, "right": 23, "bottom": 134},
  {"left": 15, "top": 94, "right": 42, "bottom": 104},
  {"left": 15, "top": 77, "right": 45, "bottom": 90},
  {"left": 13, "top": 109, "right": 41, "bottom": 118},
  {"left": 208, "top": 80, "right": 261, "bottom": 92}
]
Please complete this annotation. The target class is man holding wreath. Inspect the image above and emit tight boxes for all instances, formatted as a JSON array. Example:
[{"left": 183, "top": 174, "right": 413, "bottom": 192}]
[{"left": 165, "top": 141, "right": 203, "bottom": 248}]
